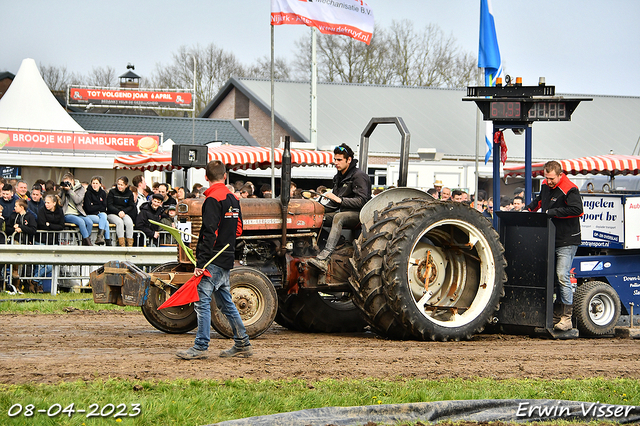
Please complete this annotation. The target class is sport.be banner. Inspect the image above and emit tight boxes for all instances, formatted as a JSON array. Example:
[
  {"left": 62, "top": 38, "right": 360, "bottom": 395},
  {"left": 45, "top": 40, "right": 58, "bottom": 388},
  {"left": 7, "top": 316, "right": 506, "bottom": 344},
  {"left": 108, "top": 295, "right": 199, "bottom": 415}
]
[{"left": 271, "top": 0, "right": 374, "bottom": 45}]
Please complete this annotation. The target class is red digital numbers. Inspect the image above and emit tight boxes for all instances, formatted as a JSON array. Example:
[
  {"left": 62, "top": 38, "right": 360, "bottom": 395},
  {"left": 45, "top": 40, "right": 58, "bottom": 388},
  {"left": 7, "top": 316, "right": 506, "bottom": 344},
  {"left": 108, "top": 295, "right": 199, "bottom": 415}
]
[{"left": 490, "top": 102, "right": 521, "bottom": 119}]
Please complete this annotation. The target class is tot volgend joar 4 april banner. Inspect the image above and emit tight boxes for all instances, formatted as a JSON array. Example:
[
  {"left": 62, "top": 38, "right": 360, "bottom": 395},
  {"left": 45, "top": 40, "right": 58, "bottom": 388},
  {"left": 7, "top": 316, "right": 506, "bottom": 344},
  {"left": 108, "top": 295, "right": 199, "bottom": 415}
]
[{"left": 271, "top": 0, "right": 374, "bottom": 45}]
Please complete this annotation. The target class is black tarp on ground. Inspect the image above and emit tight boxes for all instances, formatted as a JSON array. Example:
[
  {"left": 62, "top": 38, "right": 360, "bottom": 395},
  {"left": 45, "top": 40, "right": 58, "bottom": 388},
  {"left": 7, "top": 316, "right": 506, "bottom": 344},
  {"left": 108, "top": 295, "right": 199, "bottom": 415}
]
[{"left": 211, "top": 399, "right": 640, "bottom": 425}]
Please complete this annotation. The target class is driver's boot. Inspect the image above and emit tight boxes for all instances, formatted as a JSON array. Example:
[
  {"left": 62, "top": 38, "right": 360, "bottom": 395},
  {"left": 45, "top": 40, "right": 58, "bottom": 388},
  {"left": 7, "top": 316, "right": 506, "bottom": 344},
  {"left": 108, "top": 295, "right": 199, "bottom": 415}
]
[
  {"left": 307, "top": 249, "right": 333, "bottom": 273},
  {"left": 554, "top": 304, "right": 573, "bottom": 331}
]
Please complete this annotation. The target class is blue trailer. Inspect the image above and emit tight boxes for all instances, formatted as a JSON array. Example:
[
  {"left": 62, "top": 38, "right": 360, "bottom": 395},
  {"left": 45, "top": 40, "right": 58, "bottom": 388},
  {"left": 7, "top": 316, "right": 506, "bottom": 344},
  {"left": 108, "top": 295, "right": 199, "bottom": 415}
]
[
  {"left": 571, "top": 193, "right": 640, "bottom": 335},
  {"left": 495, "top": 192, "right": 640, "bottom": 337}
]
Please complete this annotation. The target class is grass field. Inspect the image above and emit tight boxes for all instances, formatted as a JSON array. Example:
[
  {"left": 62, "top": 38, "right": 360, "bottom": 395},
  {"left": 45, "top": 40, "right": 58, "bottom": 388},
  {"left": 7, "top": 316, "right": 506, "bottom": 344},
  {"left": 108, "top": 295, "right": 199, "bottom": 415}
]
[
  {"left": 0, "top": 292, "right": 138, "bottom": 314},
  {"left": 1, "top": 377, "right": 637, "bottom": 426},
  {"left": 1, "top": 296, "right": 638, "bottom": 425}
]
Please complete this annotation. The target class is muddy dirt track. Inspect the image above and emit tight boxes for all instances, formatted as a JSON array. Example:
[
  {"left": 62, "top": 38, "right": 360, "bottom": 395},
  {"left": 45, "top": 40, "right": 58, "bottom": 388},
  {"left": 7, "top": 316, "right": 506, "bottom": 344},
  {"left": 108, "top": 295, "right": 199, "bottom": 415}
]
[{"left": 1, "top": 311, "right": 639, "bottom": 385}]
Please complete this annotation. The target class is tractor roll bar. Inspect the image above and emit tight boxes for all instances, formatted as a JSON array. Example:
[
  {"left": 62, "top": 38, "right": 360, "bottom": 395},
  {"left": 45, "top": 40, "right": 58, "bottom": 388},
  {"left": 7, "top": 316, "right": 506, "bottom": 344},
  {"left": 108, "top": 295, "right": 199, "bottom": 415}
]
[{"left": 359, "top": 117, "right": 411, "bottom": 188}]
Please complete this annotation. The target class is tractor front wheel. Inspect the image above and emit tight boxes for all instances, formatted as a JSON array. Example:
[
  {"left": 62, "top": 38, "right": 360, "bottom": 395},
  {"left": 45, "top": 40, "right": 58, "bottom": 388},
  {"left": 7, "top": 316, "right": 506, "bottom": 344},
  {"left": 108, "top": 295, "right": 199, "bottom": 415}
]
[
  {"left": 210, "top": 267, "right": 278, "bottom": 339},
  {"left": 141, "top": 262, "right": 198, "bottom": 334}
]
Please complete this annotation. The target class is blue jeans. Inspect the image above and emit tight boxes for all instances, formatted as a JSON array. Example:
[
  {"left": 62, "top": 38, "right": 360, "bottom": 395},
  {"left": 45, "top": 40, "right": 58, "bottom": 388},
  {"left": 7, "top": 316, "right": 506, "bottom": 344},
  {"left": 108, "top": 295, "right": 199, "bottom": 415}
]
[
  {"left": 193, "top": 264, "right": 249, "bottom": 351},
  {"left": 34, "top": 241, "right": 52, "bottom": 292},
  {"left": 555, "top": 245, "right": 578, "bottom": 305},
  {"left": 65, "top": 214, "right": 93, "bottom": 239},
  {"left": 87, "top": 213, "right": 110, "bottom": 239}
]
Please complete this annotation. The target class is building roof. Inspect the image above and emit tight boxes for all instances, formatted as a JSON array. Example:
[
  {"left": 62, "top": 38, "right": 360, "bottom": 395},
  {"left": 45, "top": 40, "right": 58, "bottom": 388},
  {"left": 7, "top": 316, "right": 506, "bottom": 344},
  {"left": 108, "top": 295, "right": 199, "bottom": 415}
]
[
  {"left": 0, "top": 72, "right": 15, "bottom": 81},
  {"left": 118, "top": 70, "right": 140, "bottom": 80},
  {"left": 200, "top": 77, "right": 308, "bottom": 143},
  {"left": 205, "top": 78, "right": 640, "bottom": 162},
  {"left": 70, "top": 113, "right": 260, "bottom": 147}
]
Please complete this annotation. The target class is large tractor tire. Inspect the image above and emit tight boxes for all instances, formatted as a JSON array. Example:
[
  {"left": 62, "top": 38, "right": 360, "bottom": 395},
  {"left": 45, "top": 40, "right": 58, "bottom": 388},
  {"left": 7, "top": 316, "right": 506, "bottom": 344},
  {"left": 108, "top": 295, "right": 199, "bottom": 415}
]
[
  {"left": 574, "top": 281, "right": 621, "bottom": 336},
  {"left": 350, "top": 199, "right": 431, "bottom": 339},
  {"left": 141, "top": 262, "right": 198, "bottom": 334},
  {"left": 381, "top": 200, "right": 506, "bottom": 341},
  {"left": 210, "top": 267, "right": 278, "bottom": 339},
  {"left": 275, "top": 290, "right": 368, "bottom": 333}
]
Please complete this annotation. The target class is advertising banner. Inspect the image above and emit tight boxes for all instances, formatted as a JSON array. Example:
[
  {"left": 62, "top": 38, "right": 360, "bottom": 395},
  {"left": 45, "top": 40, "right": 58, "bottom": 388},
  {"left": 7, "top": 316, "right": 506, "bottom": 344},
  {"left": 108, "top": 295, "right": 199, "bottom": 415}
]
[
  {"left": 624, "top": 196, "right": 640, "bottom": 249},
  {"left": 68, "top": 87, "right": 193, "bottom": 110},
  {"left": 579, "top": 194, "right": 625, "bottom": 249},
  {"left": 271, "top": 0, "right": 374, "bottom": 45},
  {"left": 0, "top": 129, "right": 161, "bottom": 155}
]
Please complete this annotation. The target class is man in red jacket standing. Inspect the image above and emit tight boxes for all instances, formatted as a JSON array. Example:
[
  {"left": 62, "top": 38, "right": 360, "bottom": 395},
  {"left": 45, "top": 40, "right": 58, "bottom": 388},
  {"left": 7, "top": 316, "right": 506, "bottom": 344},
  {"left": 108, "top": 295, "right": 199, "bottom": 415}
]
[
  {"left": 526, "top": 160, "right": 584, "bottom": 332},
  {"left": 176, "top": 160, "right": 251, "bottom": 359}
]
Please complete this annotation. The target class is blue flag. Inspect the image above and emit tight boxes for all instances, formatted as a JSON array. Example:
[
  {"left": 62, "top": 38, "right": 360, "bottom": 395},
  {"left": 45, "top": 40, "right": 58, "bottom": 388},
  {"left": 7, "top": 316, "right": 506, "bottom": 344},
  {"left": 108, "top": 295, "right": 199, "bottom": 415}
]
[{"left": 479, "top": 0, "right": 502, "bottom": 163}]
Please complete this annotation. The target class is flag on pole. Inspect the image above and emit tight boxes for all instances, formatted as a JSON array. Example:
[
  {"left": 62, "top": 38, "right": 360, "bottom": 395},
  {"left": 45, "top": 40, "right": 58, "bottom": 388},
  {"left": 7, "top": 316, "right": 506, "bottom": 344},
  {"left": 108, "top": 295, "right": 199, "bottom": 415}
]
[
  {"left": 157, "top": 244, "right": 230, "bottom": 310},
  {"left": 478, "top": 0, "right": 503, "bottom": 164},
  {"left": 271, "top": 0, "right": 374, "bottom": 45}
]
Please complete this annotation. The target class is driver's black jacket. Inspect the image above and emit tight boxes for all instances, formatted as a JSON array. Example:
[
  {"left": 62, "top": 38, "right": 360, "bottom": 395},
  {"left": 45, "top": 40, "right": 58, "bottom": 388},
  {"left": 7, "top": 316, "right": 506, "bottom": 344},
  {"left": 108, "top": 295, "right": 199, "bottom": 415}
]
[{"left": 327, "top": 159, "right": 371, "bottom": 212}]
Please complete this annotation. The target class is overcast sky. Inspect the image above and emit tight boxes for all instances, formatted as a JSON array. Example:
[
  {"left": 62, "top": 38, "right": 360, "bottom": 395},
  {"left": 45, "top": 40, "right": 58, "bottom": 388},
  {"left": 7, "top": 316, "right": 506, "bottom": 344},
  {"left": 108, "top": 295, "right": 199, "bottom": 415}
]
[{"left": 3, "top": 0, "right": 639, "bottom": 97}]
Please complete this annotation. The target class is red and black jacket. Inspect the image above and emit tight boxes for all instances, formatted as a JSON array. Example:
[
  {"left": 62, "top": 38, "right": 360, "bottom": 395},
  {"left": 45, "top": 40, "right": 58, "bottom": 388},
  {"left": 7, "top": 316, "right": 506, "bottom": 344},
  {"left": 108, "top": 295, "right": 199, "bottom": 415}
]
[
  {"left": 196, "top": 182, "right": 242, "bottom": 269},
  {"left": 526, "top": 173, "right": 584, "bottom": 247}
]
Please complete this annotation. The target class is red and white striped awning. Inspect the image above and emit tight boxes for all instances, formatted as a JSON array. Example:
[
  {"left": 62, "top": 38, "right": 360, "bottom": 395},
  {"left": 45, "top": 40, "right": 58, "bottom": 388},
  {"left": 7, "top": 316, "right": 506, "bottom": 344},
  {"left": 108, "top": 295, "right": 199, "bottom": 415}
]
[
  {"left": 114, "top": 145, "right": 335, "bottom": 171},
  {"left": 503, "top": 155, "right": 640, "bottom": 178}
]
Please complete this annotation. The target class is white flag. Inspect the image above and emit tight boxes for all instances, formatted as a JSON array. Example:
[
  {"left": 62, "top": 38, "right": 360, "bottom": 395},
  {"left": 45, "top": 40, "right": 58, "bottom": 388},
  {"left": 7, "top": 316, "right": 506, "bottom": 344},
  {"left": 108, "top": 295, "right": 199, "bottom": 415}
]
[{"left": 271, "top": 0, "right": 374, "bottom": 45}]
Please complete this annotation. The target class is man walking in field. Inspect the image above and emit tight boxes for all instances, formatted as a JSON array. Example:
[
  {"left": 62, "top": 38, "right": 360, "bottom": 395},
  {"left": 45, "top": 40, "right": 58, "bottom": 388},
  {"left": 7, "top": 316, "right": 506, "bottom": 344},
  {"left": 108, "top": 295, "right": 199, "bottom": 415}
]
[{"left": 176, "top": 160, "right": 252, "bottom": 359}]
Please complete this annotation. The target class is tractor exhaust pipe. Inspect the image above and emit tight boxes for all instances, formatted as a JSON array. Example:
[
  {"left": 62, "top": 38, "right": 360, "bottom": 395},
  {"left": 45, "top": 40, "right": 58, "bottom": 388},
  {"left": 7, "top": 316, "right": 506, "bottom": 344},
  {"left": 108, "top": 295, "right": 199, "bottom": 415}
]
[{"left": 279, "top": 136, "right": 291, "bottom": 256}]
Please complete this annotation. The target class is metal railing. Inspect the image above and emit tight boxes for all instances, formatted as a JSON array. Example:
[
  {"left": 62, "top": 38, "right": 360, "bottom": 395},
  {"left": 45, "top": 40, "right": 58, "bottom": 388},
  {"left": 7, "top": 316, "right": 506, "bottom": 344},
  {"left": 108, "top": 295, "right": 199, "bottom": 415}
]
[{"left": 0, "top": 228, "right": 178, "bottom": 295}]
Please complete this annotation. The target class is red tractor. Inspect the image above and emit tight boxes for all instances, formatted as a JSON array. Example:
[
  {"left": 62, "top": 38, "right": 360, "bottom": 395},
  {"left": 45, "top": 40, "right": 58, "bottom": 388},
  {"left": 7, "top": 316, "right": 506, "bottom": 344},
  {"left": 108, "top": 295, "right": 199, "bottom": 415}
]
[{"left": 91, "top": 118, "right": 507, "bottom": 341}]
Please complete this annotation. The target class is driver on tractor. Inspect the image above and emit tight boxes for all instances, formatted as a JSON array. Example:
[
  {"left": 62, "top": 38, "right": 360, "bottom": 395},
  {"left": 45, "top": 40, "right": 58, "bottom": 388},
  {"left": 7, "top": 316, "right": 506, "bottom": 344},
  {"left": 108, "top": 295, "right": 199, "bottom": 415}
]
[{"left": 307, "top": 143, "right": 371, "bottom": 272}]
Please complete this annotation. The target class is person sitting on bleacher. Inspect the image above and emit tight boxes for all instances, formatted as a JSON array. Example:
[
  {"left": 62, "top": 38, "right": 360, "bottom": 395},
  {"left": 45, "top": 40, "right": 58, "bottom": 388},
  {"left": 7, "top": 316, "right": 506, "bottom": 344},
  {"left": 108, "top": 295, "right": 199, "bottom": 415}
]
[
  {"left": 107, "top": 176, "right": 137, "bottom": 247},
  {"left": 28, "top": 186, "right": 44, "bottom": 220},
  {"left": 84, "top": 176, "right": 111, "bottom": 246},
  {"left": 37, "top": 194, "right": 65, "bottom": 245},
  {"left": 135, "top": 193, "right": 168, "bottom": 247},
  {"left": 34, "top": 194, "right": 66, "bottom": 292},
  {"left": 59, "top": 172, "right": 94, "bottom": 246},
  {"left": 9, "top": 199, "right": 37, "bottom": 245}
]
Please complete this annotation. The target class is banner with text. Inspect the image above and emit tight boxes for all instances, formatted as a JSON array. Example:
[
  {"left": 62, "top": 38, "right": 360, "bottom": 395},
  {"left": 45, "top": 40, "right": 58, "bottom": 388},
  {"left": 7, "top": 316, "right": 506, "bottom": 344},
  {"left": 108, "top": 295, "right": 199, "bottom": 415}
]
[
  {"left": 579, "top": 194, "right": 625, "bottom": 249},
  {"left": 68, "top": 87, "right": 193, "bottom": 110},
  {"left": 271, "top": 0, "right": 374, "bottom": 45},
  {"left": 624, "top": 196, "right": 640, "bottom": 249},
  {"left": 0, "top": 129, "right": 161, "bottom": 155}
]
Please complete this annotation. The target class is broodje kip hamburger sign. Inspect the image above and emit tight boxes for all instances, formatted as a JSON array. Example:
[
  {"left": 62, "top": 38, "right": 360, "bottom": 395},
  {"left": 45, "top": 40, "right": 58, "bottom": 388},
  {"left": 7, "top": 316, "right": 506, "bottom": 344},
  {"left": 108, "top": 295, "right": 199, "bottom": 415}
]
[{"left": 0, "top": 129, "right": 161, "bottom": 154}]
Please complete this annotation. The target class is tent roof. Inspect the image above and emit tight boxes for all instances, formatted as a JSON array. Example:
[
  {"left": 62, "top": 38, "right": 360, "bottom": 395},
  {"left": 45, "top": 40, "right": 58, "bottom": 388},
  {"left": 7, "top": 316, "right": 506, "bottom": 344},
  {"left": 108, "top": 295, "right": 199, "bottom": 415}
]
[
  {"left": 203, "top": 78, "right": 640, "bottom": 162},
  {"left": 0, "top": 58, "right": 84, "bottom": 132},
  {"left": 70, "top": 113, "right": 260, "bottom": 147}
]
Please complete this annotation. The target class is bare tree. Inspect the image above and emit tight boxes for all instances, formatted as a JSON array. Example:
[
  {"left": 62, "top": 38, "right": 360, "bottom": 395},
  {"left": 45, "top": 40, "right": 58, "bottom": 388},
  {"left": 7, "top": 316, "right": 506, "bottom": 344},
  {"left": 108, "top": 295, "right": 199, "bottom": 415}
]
[
  {"left": 245, "top": 55, "right": 291, "bottom": 80},
  {"left": 293, "top": 25, "right": 388, "bottom": 84},
  {"left": 292, "top": 20, "right": 477, "bottom": 88},
  {"left": 86, "top": 66, "right": 117, "bottom": 87},
  {"left": 39, "top": 64, "right": 83, "bottom": 91},
  {"left": 149, "top": 43, "right": 245, "bottom": 115}
]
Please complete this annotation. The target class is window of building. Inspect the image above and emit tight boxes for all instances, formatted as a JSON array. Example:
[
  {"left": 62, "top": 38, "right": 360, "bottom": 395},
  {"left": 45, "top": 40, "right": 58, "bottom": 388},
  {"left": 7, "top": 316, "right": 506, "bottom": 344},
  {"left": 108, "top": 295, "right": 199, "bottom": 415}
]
[{"left": 237, "top": 118, "right": 249, "bottom": 131}]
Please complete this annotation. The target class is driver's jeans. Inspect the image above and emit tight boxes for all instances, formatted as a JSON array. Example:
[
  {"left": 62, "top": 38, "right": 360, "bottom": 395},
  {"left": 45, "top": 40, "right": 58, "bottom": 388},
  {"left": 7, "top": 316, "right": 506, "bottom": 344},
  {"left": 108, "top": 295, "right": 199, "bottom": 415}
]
[{"left": 320, "top": 211, "right": 360, "bottom": 258}]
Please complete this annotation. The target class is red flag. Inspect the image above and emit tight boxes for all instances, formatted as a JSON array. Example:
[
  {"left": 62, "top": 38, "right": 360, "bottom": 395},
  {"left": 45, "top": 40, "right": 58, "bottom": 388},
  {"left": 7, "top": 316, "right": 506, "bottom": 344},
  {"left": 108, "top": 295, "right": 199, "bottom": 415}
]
[
  {"left": 158, "top": 270, "right": 211, "bottom": 310},
  {"left": 494, "top": 130, "right": 508, "bottom": 165}
]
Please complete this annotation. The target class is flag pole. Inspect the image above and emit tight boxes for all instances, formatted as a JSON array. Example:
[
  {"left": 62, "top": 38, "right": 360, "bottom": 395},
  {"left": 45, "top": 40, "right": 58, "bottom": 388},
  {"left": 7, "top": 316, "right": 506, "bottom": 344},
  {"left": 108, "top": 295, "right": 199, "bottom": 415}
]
[
  {"left": 270, "top": 23, "right": 276, "bottom": 195},
  {"left": 474, "top": 67, "right": 483, "bottom": 205},
  {"left": 310, "top": 28, "right": 318, "bottom": 150}
]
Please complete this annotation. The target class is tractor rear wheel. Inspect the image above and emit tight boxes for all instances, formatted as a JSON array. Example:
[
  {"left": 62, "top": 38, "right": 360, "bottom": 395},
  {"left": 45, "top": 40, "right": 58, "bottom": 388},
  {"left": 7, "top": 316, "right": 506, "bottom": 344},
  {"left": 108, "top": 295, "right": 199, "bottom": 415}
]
[
  {"left": 275, "top": 290, "right": 367, "bottom": 333},
  {"left": 350, "top": 199, "right": 429, "bottom": 339},
  {"left": 382, "top": 201, "right": 507, "bottom": 341},
  {"left": 210, "top": 267, "right": 277, "bottom": 339},
  {"left": 574, "top": 281, "right": 621, "bottom": 336},
  {"left": 141, "top": 262, "right": 198, "bottom": 334}
]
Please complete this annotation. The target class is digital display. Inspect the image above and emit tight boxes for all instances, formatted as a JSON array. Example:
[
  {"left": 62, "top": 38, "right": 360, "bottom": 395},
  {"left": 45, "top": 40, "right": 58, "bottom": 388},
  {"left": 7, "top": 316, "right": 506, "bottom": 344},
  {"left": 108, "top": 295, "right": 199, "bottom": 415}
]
[
  {"left": 489, "top": 101, "right": 522, "bottom": 119},
  {"left": 528, "top": 102, "right": 567, "bottom": 120}
]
